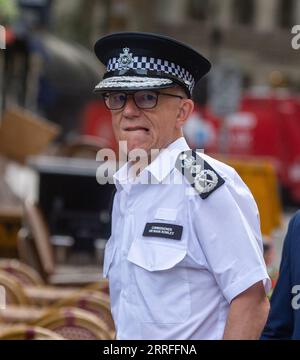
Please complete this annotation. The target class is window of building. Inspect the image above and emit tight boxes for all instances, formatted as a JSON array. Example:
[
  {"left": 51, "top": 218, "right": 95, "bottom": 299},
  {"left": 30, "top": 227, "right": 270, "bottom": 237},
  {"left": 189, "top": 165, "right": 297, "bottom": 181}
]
[
  {"left": 278, "top": 0, "right": 294, "bottom": 29},
  {"left": 232, "top": 0, "right": 255, "bottom": 25},
  {"left": 188, "top": 0, "right": 210, "bottom": 21}
]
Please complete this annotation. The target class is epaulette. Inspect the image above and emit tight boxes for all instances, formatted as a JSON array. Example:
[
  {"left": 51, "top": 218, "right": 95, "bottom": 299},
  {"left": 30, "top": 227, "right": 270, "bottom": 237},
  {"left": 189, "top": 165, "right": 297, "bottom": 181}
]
[{"left": 175, "top": 150, "right": 225, "bottom": 199}]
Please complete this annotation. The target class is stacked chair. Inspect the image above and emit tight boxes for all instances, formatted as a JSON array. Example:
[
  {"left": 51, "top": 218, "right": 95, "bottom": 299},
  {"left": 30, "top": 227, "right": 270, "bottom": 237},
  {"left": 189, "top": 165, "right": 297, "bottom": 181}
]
[
  {"left": 18, "top": 201, "right": 102, "bottom": 286},
  {"left": 0, "top": 324, "right": 64, "bottom": 340},
  {"left": 0, "top": 259, "right": 114, "bottom": 340}
]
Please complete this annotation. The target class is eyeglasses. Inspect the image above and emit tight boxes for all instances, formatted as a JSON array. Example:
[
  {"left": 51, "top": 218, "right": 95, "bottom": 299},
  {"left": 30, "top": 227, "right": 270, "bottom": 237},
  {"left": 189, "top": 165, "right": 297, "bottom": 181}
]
[{"left": 102, "top": 90, "right": 183, "bottom": 110}]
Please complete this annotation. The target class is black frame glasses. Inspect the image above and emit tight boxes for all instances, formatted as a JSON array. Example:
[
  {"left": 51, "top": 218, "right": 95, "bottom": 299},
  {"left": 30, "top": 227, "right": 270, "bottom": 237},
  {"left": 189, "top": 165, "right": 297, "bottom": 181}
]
[{"left": 102, "top": 90, "right": 183, "bottom": 110}]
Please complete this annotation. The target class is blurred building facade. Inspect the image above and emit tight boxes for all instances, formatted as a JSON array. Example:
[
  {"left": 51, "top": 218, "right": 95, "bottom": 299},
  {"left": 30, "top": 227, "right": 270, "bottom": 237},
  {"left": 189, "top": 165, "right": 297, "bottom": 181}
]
[
  {"left": 153, "top": 0, "right": 300, "bottom": 89},
  {"left": 53, "top": 0, "right": 300, "bottom": 90}
]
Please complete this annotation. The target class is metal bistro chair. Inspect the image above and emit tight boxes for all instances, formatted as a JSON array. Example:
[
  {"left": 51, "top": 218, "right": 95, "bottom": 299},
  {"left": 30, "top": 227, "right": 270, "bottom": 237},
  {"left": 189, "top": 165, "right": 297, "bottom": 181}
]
[
  {"left": 0, "top": 324, "right": 64, "bottom": 340},
  {"left": 0, "top": 305, "right": 49, "bottom": 325},
  {"left": 0, "top": 258, "right": 44, "bottom": 286},
  {"left": 35, "top": 307, "right": 113, "bottom": 340},
  {"left": 18, "top": 201, "right": 101, "bottom": 286},
  {"left": 0, "top": 271, "right": 30, "bottom": 306},
  {"left": 51, "top": 290, "right": 115, "bottom": 336}
]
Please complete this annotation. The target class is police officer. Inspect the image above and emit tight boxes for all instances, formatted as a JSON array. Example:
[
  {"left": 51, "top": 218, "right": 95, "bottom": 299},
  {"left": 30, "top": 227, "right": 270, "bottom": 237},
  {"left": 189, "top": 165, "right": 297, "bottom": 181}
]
[
  {"left": 262, "top": 211, "right": 300, "bottom": 340},
  {"left": 94, "top": 32, "right": 271, "bottom": 340}
]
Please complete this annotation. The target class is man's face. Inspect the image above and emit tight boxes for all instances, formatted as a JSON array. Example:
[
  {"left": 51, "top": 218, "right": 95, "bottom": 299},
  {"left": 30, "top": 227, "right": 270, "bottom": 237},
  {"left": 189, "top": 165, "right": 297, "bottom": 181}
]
[{"left": 109, "top": 87, "right": 189, "bottom": 153}]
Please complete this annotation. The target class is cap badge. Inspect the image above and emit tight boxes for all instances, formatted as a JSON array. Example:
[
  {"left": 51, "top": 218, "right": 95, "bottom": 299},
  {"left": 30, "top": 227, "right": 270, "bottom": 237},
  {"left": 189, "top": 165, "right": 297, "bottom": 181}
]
[{"left": 117, "top": 47, "right": 133, "bottom": 70}]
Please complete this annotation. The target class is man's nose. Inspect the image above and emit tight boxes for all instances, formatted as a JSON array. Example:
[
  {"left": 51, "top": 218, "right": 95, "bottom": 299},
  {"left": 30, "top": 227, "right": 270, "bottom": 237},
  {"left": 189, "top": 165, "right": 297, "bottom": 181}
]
[{"left": 122, "top": 95, "right": 140, "bottom": 117}]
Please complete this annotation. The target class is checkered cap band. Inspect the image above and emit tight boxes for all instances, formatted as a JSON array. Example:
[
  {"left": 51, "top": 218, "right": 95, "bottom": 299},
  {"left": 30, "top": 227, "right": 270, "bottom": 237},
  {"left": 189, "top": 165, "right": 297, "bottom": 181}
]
[{"left": 107, "top": 56, "right": 195, "bottom": 92}]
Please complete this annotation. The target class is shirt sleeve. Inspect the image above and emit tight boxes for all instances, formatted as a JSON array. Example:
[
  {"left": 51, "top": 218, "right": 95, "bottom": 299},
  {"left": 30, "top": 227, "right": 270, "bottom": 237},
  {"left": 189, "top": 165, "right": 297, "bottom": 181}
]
[{"left": 192, "top": 169, "right": 271, "bottom": 304}]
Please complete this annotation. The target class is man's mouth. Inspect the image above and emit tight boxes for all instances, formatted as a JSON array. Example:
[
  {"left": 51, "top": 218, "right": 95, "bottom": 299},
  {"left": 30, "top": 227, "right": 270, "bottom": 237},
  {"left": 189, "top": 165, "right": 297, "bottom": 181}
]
[{"left": 124, "top": 126, "right": 149, "bottom": 132}]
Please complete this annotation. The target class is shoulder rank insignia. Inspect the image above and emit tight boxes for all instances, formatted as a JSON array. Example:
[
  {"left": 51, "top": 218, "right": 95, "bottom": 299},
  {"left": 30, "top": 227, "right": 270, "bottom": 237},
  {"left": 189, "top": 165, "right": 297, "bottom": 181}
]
[{"left": 175, "top": 150, "right": 225, "bottom": 199}]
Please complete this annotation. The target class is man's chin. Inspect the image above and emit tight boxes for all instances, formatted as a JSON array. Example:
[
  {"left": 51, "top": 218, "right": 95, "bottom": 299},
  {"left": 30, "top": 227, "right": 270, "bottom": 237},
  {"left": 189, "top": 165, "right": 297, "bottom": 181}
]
[
  {"left": 128, "top": 144, "right": 151, "bottom": 155},
  {"left": 125, "top": 139, "right": 150, "bottom": 153}
]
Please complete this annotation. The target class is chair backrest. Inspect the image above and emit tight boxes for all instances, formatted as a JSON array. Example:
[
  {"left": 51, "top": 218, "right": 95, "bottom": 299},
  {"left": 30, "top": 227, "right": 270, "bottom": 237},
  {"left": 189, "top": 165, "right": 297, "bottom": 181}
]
[
  {"left": 0, "top": 271, "right": 30, "bottom": 305},
  {"left": 35, "top": 307, "right": 112, "bottom": 340},
  {"left": 0, "top": 258, "right": 44, "bottom": 286},
  {"left": 52, "top": 290, "right": 115, "bottom": 333},
  {"left": 0, "top": 324, "right": 64, "bottom": 339},
  {"left": 83, "top": 279, "right": 109, "bottom": 294},
  {"left": 0, "top": 305, "right": 48, "bottom": 325},
  {"left": 24, "top": 285, "right": 79, "bottom": 307},
  {"left": 23, "top": 201, "right": 55, "bottom": 276},
  {"left": 16, "top": 227, "right": 45, "bottom": 279}
]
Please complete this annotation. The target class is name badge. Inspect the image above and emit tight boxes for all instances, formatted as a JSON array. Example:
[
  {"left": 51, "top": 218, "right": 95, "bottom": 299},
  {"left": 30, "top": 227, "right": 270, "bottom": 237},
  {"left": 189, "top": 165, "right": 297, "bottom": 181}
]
[{"left": 143, "top": 223, "right": 183, "bottom": 240}]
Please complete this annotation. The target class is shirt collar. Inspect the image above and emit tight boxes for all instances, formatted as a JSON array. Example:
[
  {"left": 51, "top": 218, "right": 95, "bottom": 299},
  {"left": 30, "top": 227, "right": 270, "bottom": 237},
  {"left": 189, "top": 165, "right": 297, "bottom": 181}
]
[
  {"left": 113, "top": 137, "right": 190, "bottom": 190},
  {"left": 145, "top": 137, "right": 190, "bottom": 182},
  {"left": 113, "top": 161, "right": 134, "bottom": 192}
]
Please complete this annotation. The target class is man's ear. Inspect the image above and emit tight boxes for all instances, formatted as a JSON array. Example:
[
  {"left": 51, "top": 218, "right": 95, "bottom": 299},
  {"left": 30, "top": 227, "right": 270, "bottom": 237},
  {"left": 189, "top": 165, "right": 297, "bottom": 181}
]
[{"left": 176, "top": 99, "right": 194, "bottom": 129}]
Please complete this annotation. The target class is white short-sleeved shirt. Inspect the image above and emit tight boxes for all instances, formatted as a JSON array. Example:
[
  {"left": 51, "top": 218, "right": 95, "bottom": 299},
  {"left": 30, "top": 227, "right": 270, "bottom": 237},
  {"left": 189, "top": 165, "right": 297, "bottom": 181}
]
[{"left": 103, "top": 137, "right": 271, "bottom": 340}]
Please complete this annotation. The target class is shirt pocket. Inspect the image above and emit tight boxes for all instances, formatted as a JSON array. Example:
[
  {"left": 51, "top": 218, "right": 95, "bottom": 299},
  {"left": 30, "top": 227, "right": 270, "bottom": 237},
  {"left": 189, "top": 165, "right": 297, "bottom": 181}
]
[
  {"left": 103, "top": 236, "right": 116, "bottom": 278},
  {"left": 126, "top": 239, "right": 191, "bottom": 324}
]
